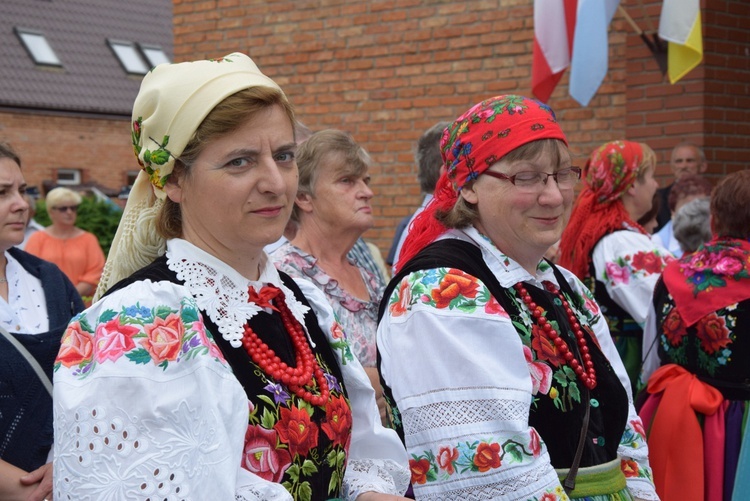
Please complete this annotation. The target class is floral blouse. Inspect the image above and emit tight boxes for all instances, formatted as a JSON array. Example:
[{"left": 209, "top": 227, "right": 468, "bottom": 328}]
[
  {"left": 53, "top": 239, "right": 409, "bottom": 500},
  {"left": 378, "top": 227, "right": 659, "bottom": 501},
  {"left": 272, "top": 242, "right": 383, "bottom": 368},
  {"left": 591, "top": 228, "right": 672, "bottom": 327}
]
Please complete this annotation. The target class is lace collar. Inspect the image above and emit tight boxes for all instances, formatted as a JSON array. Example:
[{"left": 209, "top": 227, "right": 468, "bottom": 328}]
[{"left": 165, "top": 239, "right": 310, "bottom": 348}]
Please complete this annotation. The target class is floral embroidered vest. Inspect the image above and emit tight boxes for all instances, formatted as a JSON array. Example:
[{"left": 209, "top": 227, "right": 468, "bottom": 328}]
[
  {"left": 107, "top": 257, "right": 353, "bottom": 501},
  {"left": 378, "top": 239, "right": 629, "bottom": 469}
]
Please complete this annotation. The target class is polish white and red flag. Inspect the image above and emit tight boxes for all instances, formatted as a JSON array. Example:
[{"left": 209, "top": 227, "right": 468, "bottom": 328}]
[
  {"left": 532, "top": 0, "right": 620, "bottom": 107},
  {"left": 531, "top": 0, "right": 577, "bottom": 104}
]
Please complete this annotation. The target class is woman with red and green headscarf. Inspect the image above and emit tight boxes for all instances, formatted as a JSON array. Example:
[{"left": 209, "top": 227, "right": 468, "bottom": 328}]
[
  {"left": 559, "top": 140, "right": 672, "bottom": 392},
  {"left": 378, "top": 98, "right": 658, "bottom": 500}
]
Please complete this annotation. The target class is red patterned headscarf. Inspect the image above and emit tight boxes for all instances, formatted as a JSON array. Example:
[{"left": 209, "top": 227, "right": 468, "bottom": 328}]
[
  {"left": 559, "top": 140, "right": 648, "bottom": 279},
  {"left": 396, "top": 95, "right": 568, "bottom": 271}
]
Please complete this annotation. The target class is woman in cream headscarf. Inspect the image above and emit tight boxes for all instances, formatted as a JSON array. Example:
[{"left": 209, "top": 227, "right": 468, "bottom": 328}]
[{"left": 53, "top": 53, "right": 409, "bottom": 501}]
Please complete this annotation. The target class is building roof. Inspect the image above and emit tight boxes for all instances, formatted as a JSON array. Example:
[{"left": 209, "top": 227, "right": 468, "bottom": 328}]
[{"left": 0, "top": 0, "right": 173, "bottom": 117}]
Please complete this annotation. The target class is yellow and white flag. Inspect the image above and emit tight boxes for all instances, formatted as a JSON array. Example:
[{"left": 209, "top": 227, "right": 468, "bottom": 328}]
[{"left": 659, "top": 0, "right": 703, "bottom": 83}]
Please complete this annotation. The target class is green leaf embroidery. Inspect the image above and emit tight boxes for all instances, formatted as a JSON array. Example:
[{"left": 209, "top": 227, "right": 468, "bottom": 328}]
[
  {"left": 126, "top": 348, "right": 152, "bottom": 365},
  {"left": 298, "top": 481, "right": 312, "bottom": 501},
  {"left": 260, "top": 407, "right": 276, "bottom": 429},
  {"left": 98, "top": 309, "right": 117, "bottom": 323},
  {"left": 301, "top": 459, "right": 318, "bottom": 476}
]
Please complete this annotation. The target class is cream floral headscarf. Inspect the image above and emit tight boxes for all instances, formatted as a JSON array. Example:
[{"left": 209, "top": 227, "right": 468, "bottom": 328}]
[{"left": 95, "top": 53, "right": 284, "bottom": 301}]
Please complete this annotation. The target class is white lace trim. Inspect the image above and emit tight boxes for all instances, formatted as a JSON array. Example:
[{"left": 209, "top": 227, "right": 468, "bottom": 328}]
[
  {"left": 342, "top": 458, "right": 412, "bottom": 499},
  {"left": 165, "top": 239, "right": 310, "bottom": 348}
]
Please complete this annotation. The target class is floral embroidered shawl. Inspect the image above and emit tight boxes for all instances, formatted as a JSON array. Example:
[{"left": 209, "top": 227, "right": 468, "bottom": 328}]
[{"left": 662, "top": 238, "right": 750, "bottom": 326}]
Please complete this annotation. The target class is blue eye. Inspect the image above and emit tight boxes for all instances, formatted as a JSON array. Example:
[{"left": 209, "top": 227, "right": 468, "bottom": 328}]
[
  {"left": 228, "top": 158, "right": 249, "bottom": 168},
  {"left": 275, "top": 151, "right": 295, "bottom": 163}
]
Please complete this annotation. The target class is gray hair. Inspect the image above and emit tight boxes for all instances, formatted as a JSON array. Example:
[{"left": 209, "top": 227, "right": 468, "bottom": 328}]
[
  {"left": 415, "top": 121, "right": 449, "bottom": 194},
  {"left": 673, "top": 197, "right": 712, "bottom": 253}
]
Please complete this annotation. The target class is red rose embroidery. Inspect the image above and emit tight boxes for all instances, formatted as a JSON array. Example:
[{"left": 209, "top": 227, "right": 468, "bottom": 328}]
[
  {"left": 141, "top": 313, "right": 184, "bottom": 363},
  {"left": 390, "top": 279, "right": 411, "bottom": 317},
  {"left": 321, "top": 395, "right": 352, "bottom": 450},
  {"left": 484, "top": 294, "right": 509, "bottom": 317},
  {"left": 409, "top": 458, "right": 431, "bottom": 485},
  {"left": 94, "top": 318, "right": 139, "bottom": 363},
  {"left": 696, "top": 313, "right": 731, "bottom": 354},
  {"left": 242, "top": 425, "right": 292, "bottom": 482},
  {"left": 275, "top": 405, "right": 319, "bottom": 457},
  {"left": 473, "top": 442, "right": 501, "bottom": 472},
  {"left": 531, "top": 323, "right": 565, "bottom": 367},
  {"left": 663, "top": 308, "right": 687, "bottom": 347},
  {"left": 529, "top": 429, "right": 542, "bottom": 457},
  {"left": 431, "top": 269, "right": 479, "bottom": 308},
  {"left": 630, "top": 419, "right": 646, "bottom": 439},
  {"left": 436, "top": 446, "right": 459, "bottom": 474},
  {"left": 58, "top": 321, "right": 94, "bottom": 367},
  {"left": 621, "top": 458, "right": 640, "bottom": 477},
  {"left": 631, "top": 251, "right": 664, "bottom": 274}
]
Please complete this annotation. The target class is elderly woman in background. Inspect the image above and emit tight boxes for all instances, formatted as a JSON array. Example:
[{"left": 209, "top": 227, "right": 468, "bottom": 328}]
[
  {"left": 379, "top": 96, "right": 658, "bottom": 500},
  {"left": 558, "top": 141, "right": 672, "bottom": 391},
  {"left": 672, "top": 196, "right": 711, "bottom": 255},
  {"left": 25, "top": 187, "right": 105, "bottom": 298},
  {"left": 53, "top": 54, "right": 409, "bottom": 500},
  {"left": 0, "top": 143, "right": 83, "bottom": 501},
  {"left": 272, "top": 129, "right": 388, "bottom": 420},
  {"left": 651, "top": 174, "right": 713, "bottom": 258},
  {"left": 639, "top": 170, "right": 750, "bottom": 501}
]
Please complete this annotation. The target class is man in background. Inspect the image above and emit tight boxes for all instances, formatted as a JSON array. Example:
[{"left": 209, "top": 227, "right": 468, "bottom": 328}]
[
  {"left": 386, "top": 121, "right": 448, "bottom": 271},
  {"left": 655, "top": 142, "right": 708, "bottom": 231}
]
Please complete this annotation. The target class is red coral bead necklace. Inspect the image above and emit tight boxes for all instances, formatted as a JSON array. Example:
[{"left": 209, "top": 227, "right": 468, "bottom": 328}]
[
  {"left": 514, "top": 281, "right": 597, "bottom": 390},
  {"left": 242, "top": 286, "right": 330, "bottom": 406}
]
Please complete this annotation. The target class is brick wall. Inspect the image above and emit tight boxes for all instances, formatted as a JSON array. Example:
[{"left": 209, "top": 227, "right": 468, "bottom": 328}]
[
  {"left": 0, "top": 111, "right": 134, "bottom": 196},
  {"left": 172, "top": 0, "right": 748, "bottom": 252}
]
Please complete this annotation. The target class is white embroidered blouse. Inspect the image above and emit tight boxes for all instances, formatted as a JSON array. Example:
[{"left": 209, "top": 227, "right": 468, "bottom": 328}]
[
  {"left": 53, "top": 238, "right": 409, "bottom": 500},
  {"left": 377, "top": 227, "right": 659, "bottom": 501}
]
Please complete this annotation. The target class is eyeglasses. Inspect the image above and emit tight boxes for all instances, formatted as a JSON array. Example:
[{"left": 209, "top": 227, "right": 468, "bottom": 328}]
[
  {"left": 52, "top": 205, "right": 79, "bottom": 213},
  {"left": 482, "top": 167, "right": 581, "bottom": 193}
]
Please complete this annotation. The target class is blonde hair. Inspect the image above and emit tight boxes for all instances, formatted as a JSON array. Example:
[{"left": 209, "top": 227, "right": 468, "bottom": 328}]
[{"left": 46, "top": 187, "right": 82, "bottom": 210}]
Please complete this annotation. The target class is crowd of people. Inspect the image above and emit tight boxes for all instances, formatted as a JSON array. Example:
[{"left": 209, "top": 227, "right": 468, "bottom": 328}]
[{"left": 0, "top": 51, "right": 747, "bottom": 501}]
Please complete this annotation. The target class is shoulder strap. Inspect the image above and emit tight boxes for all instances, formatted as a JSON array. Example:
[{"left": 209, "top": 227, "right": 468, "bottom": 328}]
[{"left": 0, "top": 326, "right": 52, "bottom": 396}]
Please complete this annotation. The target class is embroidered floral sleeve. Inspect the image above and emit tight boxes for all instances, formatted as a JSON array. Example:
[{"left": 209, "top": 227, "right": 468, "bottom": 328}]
[
  {"left": 379, "top": 268, "right": 568, "bottom": 500},
  {"left": 593, "top": 231, "right": 673, "bottom": 325},
  {"left": 53, "top": 280, "right": 260, "bottom": 501}
]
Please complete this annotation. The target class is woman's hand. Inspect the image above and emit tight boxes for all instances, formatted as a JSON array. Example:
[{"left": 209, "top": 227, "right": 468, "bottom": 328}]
[
  {"left": 356, "top": 492, "right": 411, "bottom": 501},
  {"left": 363, "top": 366, "right": 387, "bottom": 425},
  {"left": 20, "top": 462, "right": 53, "bottom": 501}
]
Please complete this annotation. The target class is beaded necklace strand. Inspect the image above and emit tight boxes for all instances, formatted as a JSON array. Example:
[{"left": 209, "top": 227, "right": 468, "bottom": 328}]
[
  {"left": 514, "top": 281, "right": 597, "bottom": 390},
  {"left": 241, "top": 285, "right": 330, "bottom": 406}
]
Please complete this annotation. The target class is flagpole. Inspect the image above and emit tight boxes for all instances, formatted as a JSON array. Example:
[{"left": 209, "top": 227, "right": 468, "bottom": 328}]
[{"left": 617, "top": 5, "right": 643, "bottom": 35}]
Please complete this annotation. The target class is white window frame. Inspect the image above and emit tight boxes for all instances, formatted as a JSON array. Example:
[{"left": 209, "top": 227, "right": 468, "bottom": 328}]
[
  {"left": 107, "top": 39, "right": 149, "bottom": 75},
  {"left": 56, "top": 169, "right": 81, "bottom": 186},
  {"left": 138, "top": 44, "right": 170, "bottom": 68},
  {"left": 15, "top": 28, "right": 62, "bottom": 66}
]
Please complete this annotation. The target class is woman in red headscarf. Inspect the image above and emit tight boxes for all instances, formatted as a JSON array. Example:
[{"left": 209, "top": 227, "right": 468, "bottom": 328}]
[
  {"left": 378, "top": 96, "right": 658, "bottom": 500},
  {"left": 558, "top": 141, "right": 672, "bottom": 392},
  {"left": 639, "top": 170, "right": 750, "bottom": 501}
]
